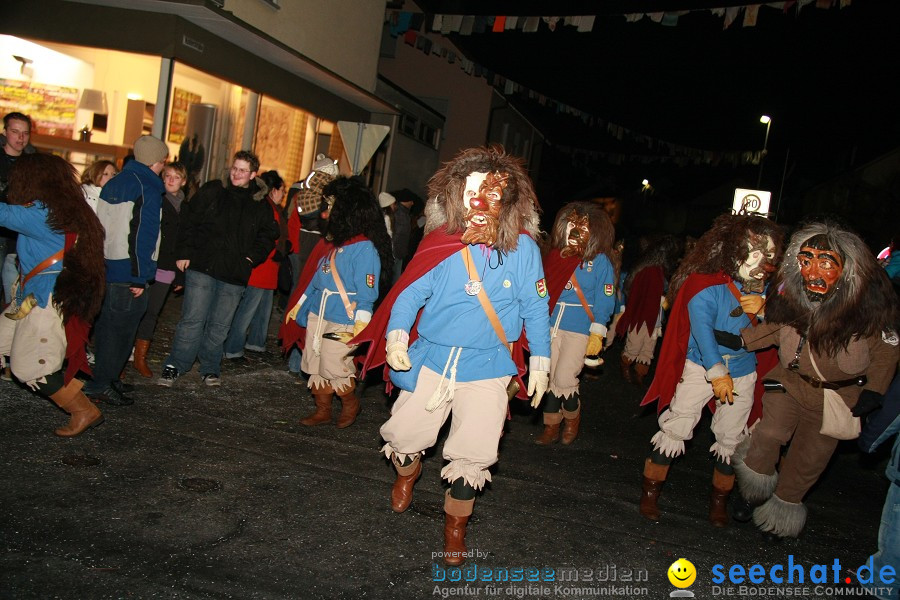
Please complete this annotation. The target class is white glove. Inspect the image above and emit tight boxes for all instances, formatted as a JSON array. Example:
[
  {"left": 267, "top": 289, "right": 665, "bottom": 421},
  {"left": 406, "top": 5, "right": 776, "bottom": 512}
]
[
  {"left": 385, "top": 329, "right": 411, "bottom": 371},
  {"left": 527, "top": 370, "right": 550, "bottom": 408}
]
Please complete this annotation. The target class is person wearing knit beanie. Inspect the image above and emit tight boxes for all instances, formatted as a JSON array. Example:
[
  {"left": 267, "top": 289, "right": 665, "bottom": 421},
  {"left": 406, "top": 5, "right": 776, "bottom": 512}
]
[{"left": 133, "top": 135, "right": 169, "bottom": 167}]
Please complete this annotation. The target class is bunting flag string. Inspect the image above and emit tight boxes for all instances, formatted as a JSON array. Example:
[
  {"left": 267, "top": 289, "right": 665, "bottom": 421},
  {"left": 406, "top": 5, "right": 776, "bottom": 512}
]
[{"left": 384, "top": 2, "right": 848, "bottom": 166}]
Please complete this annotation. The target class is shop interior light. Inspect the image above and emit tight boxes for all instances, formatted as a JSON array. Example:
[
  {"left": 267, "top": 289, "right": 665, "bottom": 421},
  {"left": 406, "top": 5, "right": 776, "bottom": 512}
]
[{"left": 77, "top": 88, "right": 108, "bottom": 114}]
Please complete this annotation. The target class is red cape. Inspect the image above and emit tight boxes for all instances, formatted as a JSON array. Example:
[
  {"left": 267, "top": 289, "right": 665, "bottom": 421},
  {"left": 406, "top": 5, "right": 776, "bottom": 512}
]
[
  {"left": 640, "top": 272, "right": 772, "bottom": 426},
  {"left": 353, "top": 226, "right": 531, "bottom": 396},
  {"left": 59, "top": 232, "right": 91, "bottom": 384},
  {"left": 617, "top": 266, "right": 664, "bottom": 336},
  {"left": 279, "top": 235, "right": 369, "bottom": 353},
  {"left": 543, "top": 248, "right": 583, "bottom": 309}
]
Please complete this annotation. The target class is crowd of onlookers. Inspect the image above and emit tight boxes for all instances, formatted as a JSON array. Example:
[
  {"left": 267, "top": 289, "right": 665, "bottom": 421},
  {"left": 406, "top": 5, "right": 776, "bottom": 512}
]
[{"left": 0, "top": 110, "right": 427, "bottom": 405}]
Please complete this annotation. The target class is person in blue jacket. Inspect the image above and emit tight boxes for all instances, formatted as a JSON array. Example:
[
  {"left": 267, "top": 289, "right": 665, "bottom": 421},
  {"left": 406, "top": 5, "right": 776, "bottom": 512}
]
[
  {"left": 535, "top": 201, "right": 617, "bottom": 446},
  {"left": 84, "top": 135, "right": 168, "bottom": 406},
  {"left": 289, "top": 176, "right": 392, "bottom": 429}
]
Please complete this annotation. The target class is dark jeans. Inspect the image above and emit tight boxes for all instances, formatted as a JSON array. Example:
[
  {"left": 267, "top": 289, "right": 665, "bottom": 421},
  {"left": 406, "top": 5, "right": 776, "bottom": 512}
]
[
  {"left": 163, "top": 270, "right": 244, "bottom": 377},
  {"left": 136, "top": 280, "right": 172, "bottom": 341},
  {"left": 84, "top": 283, "right": 149, "bottom": 394}
]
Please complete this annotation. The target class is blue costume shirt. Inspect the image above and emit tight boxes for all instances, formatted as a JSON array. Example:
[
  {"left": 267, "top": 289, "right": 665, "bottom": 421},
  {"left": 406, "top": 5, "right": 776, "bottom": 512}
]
[
  {"left": 685, "top": 281, "right": 761, "bottom": 378},
  {"left": 297, "top": 240, "right": 380, "bottom": 326},
  {"left": 388, "top": 234, "right": 551, "bottom": 384},
  {"left": 550, "top": 253, "right": 616, "bottom": 335},
  {"left": 0, "top": 201, "right": 64, "bottom": 308}
]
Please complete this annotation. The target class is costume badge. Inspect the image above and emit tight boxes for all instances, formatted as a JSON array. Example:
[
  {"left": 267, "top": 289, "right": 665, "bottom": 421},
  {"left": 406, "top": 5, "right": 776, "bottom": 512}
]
[
  {"left": 883, "top": 330, "right": 899, "bottom": 346},
  {"left": 604, "top": 284, "right": 614, "bottom": 297},
  {"left": 536, "top": 278, "right": 548, "bottom": 298},
  {"left": 565, "top": 281, "right": 573, "bottom": 290},
  {"left": 322, "top": 261, "right": 331, "bottom": 274},
  {"left": 366, "top": 274, "right": 375, "bottom": 288},
  {"left": 503, "top": 279, "right": 511, "bottom": 288},
  {"left": 465, "top": 280, "right": 482, "bottom": 296},
  {"left": 587, "top": 261, "right": 594, "bottom": 272}
]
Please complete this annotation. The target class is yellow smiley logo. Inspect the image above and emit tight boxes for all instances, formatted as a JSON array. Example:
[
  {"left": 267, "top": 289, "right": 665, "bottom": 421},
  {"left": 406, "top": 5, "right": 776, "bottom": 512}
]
[{"left": 667, "top": 558, "right": 697, "bottom": 588}]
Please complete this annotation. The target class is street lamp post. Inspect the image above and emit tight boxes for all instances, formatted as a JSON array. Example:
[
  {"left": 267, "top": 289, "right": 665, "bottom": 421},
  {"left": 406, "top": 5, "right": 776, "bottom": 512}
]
[{"left": 757, "top": 115, "right": 771, "bottom": 189}]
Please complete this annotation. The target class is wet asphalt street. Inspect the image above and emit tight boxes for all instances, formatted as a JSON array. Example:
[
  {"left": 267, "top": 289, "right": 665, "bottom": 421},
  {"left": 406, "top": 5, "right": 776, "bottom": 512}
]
[{"left": 0, "top": 294, "right": 894, "bottom": 599}]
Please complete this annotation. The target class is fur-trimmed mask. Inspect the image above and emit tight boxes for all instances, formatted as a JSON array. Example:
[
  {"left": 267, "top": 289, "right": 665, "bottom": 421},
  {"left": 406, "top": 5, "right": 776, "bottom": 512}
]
[
  {"left": 736, "top": 232, "right": 777, "bottom": 293},
  {"left": 797, "top": 234, "right": 844, "bottom": 302},
  {"left": 560, "top": 212, "right": 590, "bottom": 258},
  {"left": 460, "top": 170, "right": 508, "bottom": 247}
]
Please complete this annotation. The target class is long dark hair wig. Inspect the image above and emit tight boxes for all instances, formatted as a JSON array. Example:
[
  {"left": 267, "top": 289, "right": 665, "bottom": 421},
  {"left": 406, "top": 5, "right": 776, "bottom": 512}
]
[
  {"left": 667, "top": 213, "right": 784, "bottom": 306},
  {"left": 6, "top": 153, "right": 105, "bottom": 323},
  {"left": 321, "top": 176, "right": 393, "bottom": 292},
  {"left": 765, "top": 220, "right": 899, "bottom": 356},
  {"left": 424, "top": 145, "right": 540, "bottom": 253}
]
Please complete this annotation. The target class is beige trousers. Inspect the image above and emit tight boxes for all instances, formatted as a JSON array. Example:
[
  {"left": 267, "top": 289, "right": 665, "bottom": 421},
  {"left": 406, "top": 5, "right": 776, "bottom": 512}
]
[
  {"left": 300, "top": 312, "right": 355, "bottom": 393},
  {"left": 623, "top": 324, "right": 660, "bottom": 365},
  {"left": 549, "top": 329, "right": 588, "bottom": 398},
  {"left": 380, "top": 365, "right": 510, "bottom": 490},
  {"left": 0, "top": 297, "right": 67, "bottom": 389},
  {"left": 651, "top": 359, "right": 756, "bottom": 463}
]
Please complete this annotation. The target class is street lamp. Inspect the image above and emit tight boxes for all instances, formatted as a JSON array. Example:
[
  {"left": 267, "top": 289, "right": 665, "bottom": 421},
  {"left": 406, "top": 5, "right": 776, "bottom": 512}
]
[{"left": 757, "top": 115, "right": 771, "bottom": 189}]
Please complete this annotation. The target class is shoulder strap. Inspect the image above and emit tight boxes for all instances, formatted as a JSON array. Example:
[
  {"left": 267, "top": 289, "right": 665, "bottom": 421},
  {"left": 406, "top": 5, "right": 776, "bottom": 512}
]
[
  {"left": 461, "top": 247, "right": 511, "bottom": 353},
  {"left": 327, "top": 249, "right": 356, "bottom": 320},
  {"left": 568, "top": 271, "right": 595, "bottom": 323},
  {"left": 22, "top": 248, "right": 65, "bottom": 286},
  {"left": 726, "top": 281, "right": 758, "bottom": 327}
]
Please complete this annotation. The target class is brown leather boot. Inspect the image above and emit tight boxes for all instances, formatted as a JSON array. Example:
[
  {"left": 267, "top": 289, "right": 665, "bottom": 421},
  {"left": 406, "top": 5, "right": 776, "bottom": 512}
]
[
  {"left": 49, "top": 379, "right": 104, "bottom": 437},
  {"left": 443, "top": 491, "right": 474, "bottom": 566},
  {"left": 709, "top": 470, "right": 735, "bottom": 527},
  {"left": 633, "top": 362, "right": 650, "bottom": 386},
  {"left": 561, "top": 400, "right": 581, "bottom": 445},
  {"left": 620, "top": 354, "right": 634, "bottom": 383},
  {"left": 391, "top": 454, "right": 422, "bottom": 513},
  {"left": 639, "top": 458, "right": 669, "bottom": 521},
  {"left": 336, "top": 385, "right": 360, "bottom": 428},
  {"left": 535, "top": 412, "right": 563, "bottom": 445},
  {"left": 300, "top": 385, "right": 333, "bottom": 426},
  {"left": 133, "top": 339, "right": 153, "bottom": 378}
]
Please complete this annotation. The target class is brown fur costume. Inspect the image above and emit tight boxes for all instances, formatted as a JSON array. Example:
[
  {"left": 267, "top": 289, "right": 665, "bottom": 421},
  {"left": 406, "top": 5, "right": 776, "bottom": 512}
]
[
  {"left": 764, "top": 220, "right": 899, "bottom": 356},
  {"left": 6, "top": 153, "right": 105, "bottom": 322},
  {"left": 666, "top": 213, "right": 784, "bottom": 306},
  {"left": 424, "top": 145, "right": 540, "bottom": 253}
]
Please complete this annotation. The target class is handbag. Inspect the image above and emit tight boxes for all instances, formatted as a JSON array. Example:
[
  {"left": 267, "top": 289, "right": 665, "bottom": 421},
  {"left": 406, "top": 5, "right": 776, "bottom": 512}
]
[{"left": 809, "top": 352, "right": 861, "bottom": 440}]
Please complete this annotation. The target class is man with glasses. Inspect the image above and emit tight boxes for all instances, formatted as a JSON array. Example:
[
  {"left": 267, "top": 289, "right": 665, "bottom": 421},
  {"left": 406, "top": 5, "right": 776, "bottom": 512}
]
[{"left": 158, "top": 150, "right": 277, "bottom": 388}]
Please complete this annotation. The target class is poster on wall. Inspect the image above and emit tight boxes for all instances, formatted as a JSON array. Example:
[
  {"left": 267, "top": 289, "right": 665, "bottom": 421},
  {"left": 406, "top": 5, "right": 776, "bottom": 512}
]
[
  {"left": 0, "top": 78, "right": 78, "bottom": 138},
  {"left": 168, "top": 87, "right": 202, "bottom": 145}
]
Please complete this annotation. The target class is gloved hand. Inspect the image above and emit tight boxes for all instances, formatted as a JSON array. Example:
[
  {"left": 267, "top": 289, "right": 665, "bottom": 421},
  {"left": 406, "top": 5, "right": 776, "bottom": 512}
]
[
  {"left": 713, "top": 329, "right": 744, "bottom": 350},
  {"left": 385, "top": 329, "right": 411, "bottom": 371},
  {"left": 851, "top": 389, "right": 884, "bottom": 417},
  {"left": 711, "top": 374, "right": 735, "bottom": 404},
  {"left": 285, "top": 300, "right": 301, "bottom": 324},
  {"left": 585, "top": 333, "right": 604, "bottom": 357},
  {"left": 740, "top": 294, "right": 766, "bottom": 317},
  {"left": 353, "top": 320, "right": 368, "bottom": 338},
  {"left": 527, "top": 370, "right": 550, "bottom": 408}
]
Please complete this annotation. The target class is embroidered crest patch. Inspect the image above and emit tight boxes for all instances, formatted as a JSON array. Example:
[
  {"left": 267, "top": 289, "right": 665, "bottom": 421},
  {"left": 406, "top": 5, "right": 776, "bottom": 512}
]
[
  {"left": 366, "top": 274, "right": 375, "bottom": 288},
  {"left": 536, "top": 278, "right": 548, "bottom": 298},
  {"left": 604, "top": 284, "right": 614, "bottom": 297}
]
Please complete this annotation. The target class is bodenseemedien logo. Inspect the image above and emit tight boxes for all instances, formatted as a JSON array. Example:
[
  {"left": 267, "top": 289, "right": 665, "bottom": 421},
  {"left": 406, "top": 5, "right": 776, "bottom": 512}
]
[{"left": 667, "top": 558, "right": 696, "bottom": 598}]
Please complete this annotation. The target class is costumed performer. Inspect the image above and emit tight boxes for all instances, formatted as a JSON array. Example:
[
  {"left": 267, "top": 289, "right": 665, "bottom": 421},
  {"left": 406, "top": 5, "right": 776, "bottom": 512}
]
[
  {"left": 534, "top": 200, "right": 617, "bottom": 446},
  {"left": 282, "top": 176, "right": 392, "bottom": 428},
  {"left": 0, "top": 153, "right": 106, "bottom": 436},
  {"left": 353, "top": 145, "right": 551, "bottom": 566},
  {"left": 724, "top": 219, "right": 899, "bottom": 540},
  {"left": 639, "top": 213, "right": 783, "bottom": 526}
]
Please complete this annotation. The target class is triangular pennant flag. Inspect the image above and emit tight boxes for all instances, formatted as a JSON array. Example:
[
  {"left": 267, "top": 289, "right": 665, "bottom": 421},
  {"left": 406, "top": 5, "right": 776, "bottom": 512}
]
[{"left": 493, "top": 16, "right": 506, "bottom": 32}]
